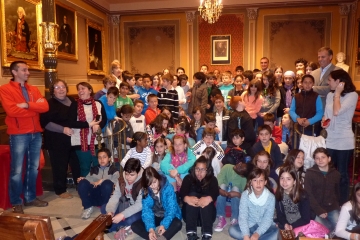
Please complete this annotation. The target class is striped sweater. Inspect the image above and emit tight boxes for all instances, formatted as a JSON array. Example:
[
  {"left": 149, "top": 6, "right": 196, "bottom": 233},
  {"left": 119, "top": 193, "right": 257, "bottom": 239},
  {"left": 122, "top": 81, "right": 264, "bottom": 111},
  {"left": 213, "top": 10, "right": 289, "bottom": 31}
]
[{"left": 157, "top": 87, "right": 179, "bottom": 121}]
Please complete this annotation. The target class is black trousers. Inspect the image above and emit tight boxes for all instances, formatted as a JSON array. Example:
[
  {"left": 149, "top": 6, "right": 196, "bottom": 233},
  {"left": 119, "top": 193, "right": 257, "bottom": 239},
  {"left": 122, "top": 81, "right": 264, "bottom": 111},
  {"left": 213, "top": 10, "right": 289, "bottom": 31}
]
[
  {"left": 48, "top": 147, "right": 80, "bottom": 195},
  {"left": 131, "top": 216, "right": 182, "bottom": 240},
  {"left": 182, "top": 198, "right": 216, "bottom": 234}
]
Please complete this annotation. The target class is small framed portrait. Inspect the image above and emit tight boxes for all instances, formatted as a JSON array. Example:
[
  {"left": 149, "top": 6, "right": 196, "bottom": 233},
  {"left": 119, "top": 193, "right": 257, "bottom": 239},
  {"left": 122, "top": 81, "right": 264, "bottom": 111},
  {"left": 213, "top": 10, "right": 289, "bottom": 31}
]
[
  {"left": 1, "top": 0, "right": 43, "bottom": 70},
  {"left": 86, "top": 19, "right": 106, "bottom": 75},
  {"left": 55, "top": 1, "right": 78, "bottom": 61},
  {"left": 211, "top": 35, "right": 231, "bottom": 65}
]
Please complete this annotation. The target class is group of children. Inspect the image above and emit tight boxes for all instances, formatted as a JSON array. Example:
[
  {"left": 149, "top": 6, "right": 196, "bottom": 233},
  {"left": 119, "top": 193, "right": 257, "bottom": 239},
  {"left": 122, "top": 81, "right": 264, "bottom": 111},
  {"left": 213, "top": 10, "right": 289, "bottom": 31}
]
[{"left": 72, "top": 63, "right": 358, "bottom": 240}]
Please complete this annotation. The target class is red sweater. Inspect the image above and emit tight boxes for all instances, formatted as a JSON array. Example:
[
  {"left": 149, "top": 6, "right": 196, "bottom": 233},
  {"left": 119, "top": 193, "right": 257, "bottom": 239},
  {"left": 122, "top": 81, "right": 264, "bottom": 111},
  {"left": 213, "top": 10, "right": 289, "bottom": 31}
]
[{"left": 145, "top": 108, "right": 160, "bottom": 125}]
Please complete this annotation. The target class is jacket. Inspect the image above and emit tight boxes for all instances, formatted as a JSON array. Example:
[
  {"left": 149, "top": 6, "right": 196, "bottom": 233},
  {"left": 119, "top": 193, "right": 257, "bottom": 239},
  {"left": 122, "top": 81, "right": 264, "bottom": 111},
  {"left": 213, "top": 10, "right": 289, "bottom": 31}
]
[
  {"left": 160, "top": 148, "right": 196, "bottom": 175},
  {"left": 304, "top": 165, "right": 340, "bottom": 215},
  {"left": 227, "top": 109, "right": 256, "bottom": 150},
  {"left": 276, "top": 191, "right": 314, "bottom": 229},
  {"left": 142, "top": 176, "right": 182, "bottom": 231},
  {"left": 85, "top": 164, "right": 119, "bottom": 184},
  {"left": 180, "top": 174, "right": 219, "bottom": 201},
  {"left": 0, "top": 80, "right": 49, "bottom": 134},
  {"left": 40, "top": 96, "right": 75, "bottom": 151},
  {"left": 106, "top": 169, "right": 143, "bottom": 218},
  {"left": 214, "top": 108, "right": 231, "bottom": 141},
  {"left": 188, "top": 82, "right": 208, "bottom": 114}
]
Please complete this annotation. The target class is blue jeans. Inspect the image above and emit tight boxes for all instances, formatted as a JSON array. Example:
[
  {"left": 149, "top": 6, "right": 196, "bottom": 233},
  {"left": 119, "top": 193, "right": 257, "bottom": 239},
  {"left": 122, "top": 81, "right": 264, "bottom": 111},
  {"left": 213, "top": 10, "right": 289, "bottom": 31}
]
[
  {"left": 100, "top": 204, "right": 142, "bottom": 232},
  {"left": 9, "top": 133, "right": 42, "bottom": 205},
  {"left": 315, "top": 209, "right": 339, "bottom": 232},
  {"left": 78, "top": 179, "right": 114, "bottom": 209},
  {"left": 327, "top": 148, "right": 352, "bottom": 205},
  {"left": 229, "top": 223, "right": 279, "bottom": 240},
  {"left": 216, "top": 184, "right": 240, "bottom": 220}
]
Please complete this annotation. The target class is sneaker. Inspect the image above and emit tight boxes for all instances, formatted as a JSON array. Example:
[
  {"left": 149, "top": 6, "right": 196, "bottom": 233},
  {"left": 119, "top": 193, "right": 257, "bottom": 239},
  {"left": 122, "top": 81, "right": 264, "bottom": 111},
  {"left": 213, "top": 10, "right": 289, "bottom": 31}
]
[
  {"left": 187, "top": 232, "right": 198, "bottom": 240},
  {"left": 202, "top": 233, "right": 212, "bottom": 240},
  {"left": 81, "top": 206, "right": 93, "bottom": 219},
  {"left": 12, "top": 205, "right": 24, "bottom": 214},
  {"left": 24, "top": 198, "right": 48, "bottom": 207},
  {"left": 214, "top": 216, "right": 227, "bottom": 232},
  {"left": 57, "top": 192, "right": 73, "bottom": 199},
  {"left": 230, "top": 218, "right": 238, "bottom": 225}
]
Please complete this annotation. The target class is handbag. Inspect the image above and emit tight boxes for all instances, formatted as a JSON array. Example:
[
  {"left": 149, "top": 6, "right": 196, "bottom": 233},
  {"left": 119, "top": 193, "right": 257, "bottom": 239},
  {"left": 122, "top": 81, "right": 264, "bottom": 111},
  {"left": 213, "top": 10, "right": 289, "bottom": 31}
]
[{"left": 293, "top": 220, "right": 329, "bottom": 238}]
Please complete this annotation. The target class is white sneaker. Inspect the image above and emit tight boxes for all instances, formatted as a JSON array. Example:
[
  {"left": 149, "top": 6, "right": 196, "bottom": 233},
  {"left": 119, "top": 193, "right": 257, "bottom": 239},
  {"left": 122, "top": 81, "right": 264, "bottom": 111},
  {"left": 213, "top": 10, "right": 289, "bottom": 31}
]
[
  {"left": 81, "top": 206, "right": 93, "bottom": 219},
  {"left": 230, "top": 218, "right": 238, "bottom": 225}
]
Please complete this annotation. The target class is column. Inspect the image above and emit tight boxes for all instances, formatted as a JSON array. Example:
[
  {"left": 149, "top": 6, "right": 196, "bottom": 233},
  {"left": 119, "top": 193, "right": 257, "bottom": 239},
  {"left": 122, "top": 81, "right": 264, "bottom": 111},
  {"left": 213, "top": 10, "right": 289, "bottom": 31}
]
[
  {"left": 339, "top": 3, "right": 351, "bottom": 54},
  {"left": 108, "top": 15, "right": 121, "bottom": 62},
  {"left": 186, "top": 11, "right": 196, "bottom": 82},
  {"left": 246, "top": 8, "right": 258, "bottom": 71}
]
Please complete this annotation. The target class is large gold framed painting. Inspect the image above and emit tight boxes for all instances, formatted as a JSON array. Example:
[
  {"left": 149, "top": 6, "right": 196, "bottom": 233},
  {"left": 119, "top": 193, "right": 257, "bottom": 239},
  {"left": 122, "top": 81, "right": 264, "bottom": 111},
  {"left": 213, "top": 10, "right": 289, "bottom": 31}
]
[
  {"left": 86, "top": 19, "right": 106, "bottom": 75},
  {"left": 1, "top": 0, "right": 43, "bottom": 70}
]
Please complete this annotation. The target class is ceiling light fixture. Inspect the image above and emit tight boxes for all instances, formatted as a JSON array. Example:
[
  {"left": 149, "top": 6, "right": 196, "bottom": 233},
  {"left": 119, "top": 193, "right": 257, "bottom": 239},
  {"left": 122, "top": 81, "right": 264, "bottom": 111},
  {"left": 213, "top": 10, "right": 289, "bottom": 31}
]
[{"left": 198, "top": 0, "right": 223, "bottom": 24}]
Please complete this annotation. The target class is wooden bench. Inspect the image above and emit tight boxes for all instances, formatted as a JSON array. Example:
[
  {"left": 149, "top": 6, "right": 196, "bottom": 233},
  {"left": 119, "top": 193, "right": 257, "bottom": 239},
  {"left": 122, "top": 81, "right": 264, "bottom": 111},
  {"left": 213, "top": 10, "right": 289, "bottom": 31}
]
[{"left": 0, "top": 210, "right": 112, "bottom": 240}]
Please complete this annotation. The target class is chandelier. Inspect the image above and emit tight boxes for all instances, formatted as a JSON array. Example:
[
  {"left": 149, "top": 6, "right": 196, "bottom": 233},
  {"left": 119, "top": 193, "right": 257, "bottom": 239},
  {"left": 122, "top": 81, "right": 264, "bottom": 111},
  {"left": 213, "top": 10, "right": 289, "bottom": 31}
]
[{"left": 198, "top": 0, "right": 223, "bottom": 24}]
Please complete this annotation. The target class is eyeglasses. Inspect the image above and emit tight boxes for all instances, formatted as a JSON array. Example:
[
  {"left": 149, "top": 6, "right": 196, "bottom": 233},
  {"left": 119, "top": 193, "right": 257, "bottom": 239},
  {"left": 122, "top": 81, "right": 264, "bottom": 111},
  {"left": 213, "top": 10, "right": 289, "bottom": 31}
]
[
  {"left": 54, "top": 86, "right": 66, "bottom": 90},
  {"left": 195, "top": 168, "right": 207, "bottom": 173}
]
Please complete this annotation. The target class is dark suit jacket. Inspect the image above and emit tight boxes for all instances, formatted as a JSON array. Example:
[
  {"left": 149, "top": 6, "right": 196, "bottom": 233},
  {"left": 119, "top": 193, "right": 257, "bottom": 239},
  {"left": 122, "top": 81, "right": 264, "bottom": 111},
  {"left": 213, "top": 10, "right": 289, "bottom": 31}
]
[{"left": 311, "top": 63, "right": 340, "bottom": 107}]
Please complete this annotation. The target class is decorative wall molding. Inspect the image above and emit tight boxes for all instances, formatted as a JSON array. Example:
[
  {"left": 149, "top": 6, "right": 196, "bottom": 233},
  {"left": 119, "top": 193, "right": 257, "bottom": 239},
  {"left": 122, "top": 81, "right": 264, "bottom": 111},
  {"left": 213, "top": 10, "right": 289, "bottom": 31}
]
[
  {"left": 339, "top": 3, "right": 351, "bottom": 16},
  {"left": 186, "top": 11, "right": 196, "bottom": 23},
  {"left": 246, "top": 8, "right": 258, "bottom": 20},
  {"left": 109, "top": 15, "right": 120, "bottom": 25}
]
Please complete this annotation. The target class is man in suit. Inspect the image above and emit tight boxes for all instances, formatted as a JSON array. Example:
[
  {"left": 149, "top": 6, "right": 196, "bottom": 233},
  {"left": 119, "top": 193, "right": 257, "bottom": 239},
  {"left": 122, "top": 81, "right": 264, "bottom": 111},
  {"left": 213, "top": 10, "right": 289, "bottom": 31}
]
[
  {"left": 58, "top": 15, "right": 72, "bottom": 53},
  {"left": 311, "top": 47, "right": 340, "bottom": 107}
]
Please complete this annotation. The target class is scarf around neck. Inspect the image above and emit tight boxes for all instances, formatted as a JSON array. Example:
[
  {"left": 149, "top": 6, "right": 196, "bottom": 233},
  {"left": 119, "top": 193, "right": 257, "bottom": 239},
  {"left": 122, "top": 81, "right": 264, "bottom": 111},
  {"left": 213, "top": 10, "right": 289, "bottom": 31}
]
[
  {"left": 171, "top": 151, "right": 188, "bottom": 168},
  {"left": 248, "top": 187, "right": 270, "bottom": 206},
  {"left": 77, "top": 98, "right": 98, "bottom": 155}
]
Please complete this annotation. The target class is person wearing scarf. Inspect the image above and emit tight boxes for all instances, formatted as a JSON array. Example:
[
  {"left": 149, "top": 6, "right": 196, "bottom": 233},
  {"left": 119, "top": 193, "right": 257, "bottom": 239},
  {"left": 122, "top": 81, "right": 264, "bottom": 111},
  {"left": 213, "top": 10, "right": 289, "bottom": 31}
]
[{"left": 69, "top": 82, "right": 107, "bottom": 177}]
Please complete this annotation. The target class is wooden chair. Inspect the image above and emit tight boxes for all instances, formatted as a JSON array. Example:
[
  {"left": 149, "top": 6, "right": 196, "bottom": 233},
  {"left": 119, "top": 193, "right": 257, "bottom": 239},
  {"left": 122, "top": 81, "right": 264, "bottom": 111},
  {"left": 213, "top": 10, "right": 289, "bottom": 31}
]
[{"left": 0, "top": 210, "right": 112, "bottom": 240}]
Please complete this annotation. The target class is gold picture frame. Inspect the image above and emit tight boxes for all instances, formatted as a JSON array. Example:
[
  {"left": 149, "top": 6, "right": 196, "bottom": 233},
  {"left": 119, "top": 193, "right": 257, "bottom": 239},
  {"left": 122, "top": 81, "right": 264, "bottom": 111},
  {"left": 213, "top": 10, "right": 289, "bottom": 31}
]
[
  {"left": 86, "top": 19, "right": 106, "bottom": 75},
  {"left": 55, "top": 1, "right": 78, "bottom": 61},
  {"left": 1, "top": 0, "right": 43, "bottom": 70}
]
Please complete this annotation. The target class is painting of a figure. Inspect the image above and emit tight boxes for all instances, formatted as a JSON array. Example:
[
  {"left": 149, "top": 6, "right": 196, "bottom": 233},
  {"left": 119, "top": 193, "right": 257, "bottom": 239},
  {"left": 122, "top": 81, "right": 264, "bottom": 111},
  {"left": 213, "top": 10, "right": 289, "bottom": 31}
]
[
  {"left": 1, "top": 0, "right": 42, "bottom": 69},
  {"left": 55, "top": 2, "right": 77, "bottom": 61},
  {"left": 211, "top": 35, "right": 231, "bottom": 65},
  {"left": 86, "top": 19, "right": 105, "bottom": 75}
]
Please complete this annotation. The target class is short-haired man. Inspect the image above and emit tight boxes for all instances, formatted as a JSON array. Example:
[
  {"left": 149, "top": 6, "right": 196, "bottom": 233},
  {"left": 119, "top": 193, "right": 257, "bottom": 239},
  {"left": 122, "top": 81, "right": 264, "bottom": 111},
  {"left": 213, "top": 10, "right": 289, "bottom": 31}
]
[
  {"left": 311, "top": 46, "right": 340, "bottom": 107},
  {"left": 0, "top": 61, "right": 49, "bottom": 213},
  {"left": 260, "top": 57, "right": 270, "bottom": 72}
]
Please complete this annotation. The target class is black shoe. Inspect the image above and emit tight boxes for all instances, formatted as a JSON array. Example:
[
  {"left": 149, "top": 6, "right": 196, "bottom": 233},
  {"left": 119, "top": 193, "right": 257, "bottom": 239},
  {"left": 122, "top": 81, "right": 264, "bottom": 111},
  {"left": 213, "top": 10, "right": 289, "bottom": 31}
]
[
  {"left": 202, "top": 233, "right": 212, "bottom": 240},
  {"left": 187, "top": 232, "right": 198, "bottom": 240},
  {"left": 24, "top": 198, "right": 48, "bottom": 207},
  {"left": 12, "top": 205, "right": 24, "bottom": 214}
]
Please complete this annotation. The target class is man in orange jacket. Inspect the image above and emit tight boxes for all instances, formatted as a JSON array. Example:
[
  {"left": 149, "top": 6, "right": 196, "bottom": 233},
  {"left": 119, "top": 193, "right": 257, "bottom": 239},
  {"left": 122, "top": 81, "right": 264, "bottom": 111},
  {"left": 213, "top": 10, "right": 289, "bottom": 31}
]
[{"left": 0, "top": 61, "right": 49, "bottom": 214}]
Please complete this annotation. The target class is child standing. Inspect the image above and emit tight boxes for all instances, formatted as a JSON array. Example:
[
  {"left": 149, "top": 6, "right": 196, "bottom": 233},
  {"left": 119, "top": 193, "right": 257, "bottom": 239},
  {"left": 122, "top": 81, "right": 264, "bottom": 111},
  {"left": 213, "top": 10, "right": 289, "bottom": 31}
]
[
  {"left": 144, "top": 94, "right": 160, "bottom": 125},
  {"left": 228, "top": 74, "right": 245, "bottom": 97},
  {"left": 179, "top": 74, "right": 189, "bottom": 113},
  {"left": 228, "top": 168, "right": 279, "bottom": 240},
  {"left": 213, "top": 94, "right": 230, "bottom": 148},
  {"left": 275, "top": 166, "right": 313, "bottom": 232},
  {"left": 133, "top": 73, "right": 143, "bottom": 93},
  {"left": 180, "top": 157, "right": 219, "bottom": 240},
  {"left": 187, "top": 72, "right": 208, "bottom": 116},
  {"left": 304, "top": 147, "right": 340, "bottom": 232},
  {"left": 219, "top": 71, "right": 234, "bottom": 109},
  {"left": 151, "top": 74, "right": 161, "bottom": 91},
  {"left": 138, "top": 73, "right": 158, "bottom": 114},
  {"left": 157, "top": 73, "right": 179, "bottom": 122},
  {"left": 121, "top": 132, "right": 152, "bottom": 169},
  {"left": 252, "top": 125, "right": 282, "bottom": 181},
  {"left": 160, "top": 134, "right": 196, "bottom": 190},
  {"left": 241, "top": 79, "right": 263, "bottom": 125},
  {"left": 214, "top": 161, "right": 247, "bottom": 232},
  {"left": 129, "top": 99, "right": 146, "bottom": 133},
  {"left": 206, "top": 72, "right": 218, "bottom": 113},
  {"left": 222, "top": 129, "right": 249, "bottom": 166},
  {"left": 114, "top": 82, "right": 134, "bottom": 110},
  {"left": 77, "top": 148, "right": 119, "bottom": 219},
  {"left": 99, "top": 86, "right": 120, "bottom": 132}
]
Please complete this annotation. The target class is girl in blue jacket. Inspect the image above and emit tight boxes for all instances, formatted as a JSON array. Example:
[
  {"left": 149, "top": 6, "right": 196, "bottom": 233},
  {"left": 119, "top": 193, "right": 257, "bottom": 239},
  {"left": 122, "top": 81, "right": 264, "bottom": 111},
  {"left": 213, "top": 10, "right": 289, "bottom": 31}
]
[{"left": 131, "top": 167, "right": 182, "bottom": 240}]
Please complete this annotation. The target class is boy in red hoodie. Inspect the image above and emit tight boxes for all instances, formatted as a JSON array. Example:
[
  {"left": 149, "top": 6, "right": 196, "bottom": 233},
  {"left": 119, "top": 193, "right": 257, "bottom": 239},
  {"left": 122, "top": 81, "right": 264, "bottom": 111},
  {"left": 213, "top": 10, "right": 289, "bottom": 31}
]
[{"left": 263, "top": 113, "right": 289, "bottom": 156}]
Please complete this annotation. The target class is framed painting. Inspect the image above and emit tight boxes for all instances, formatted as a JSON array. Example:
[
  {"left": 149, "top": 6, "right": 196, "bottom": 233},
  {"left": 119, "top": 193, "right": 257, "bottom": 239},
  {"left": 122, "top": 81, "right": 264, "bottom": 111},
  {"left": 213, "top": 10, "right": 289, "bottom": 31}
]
[
  {"left": 1, "top": 0, "right": 43, "bottom": 70},
  {"left": 55, "top": 1, "right": 78, "bottom": 61},
  {"left": 86, "top": 19, "right": 106, "bottom": 75},
  {"left": 211, "top": 35, "right": 231, "bottom": 65}
]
